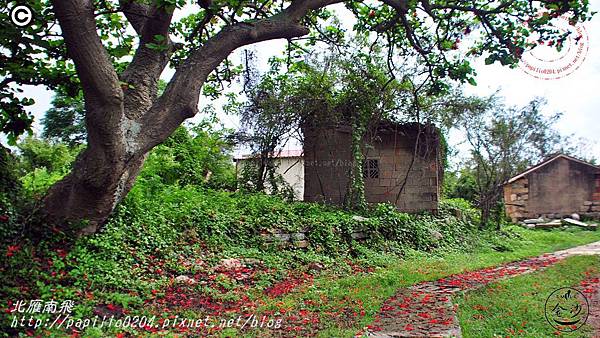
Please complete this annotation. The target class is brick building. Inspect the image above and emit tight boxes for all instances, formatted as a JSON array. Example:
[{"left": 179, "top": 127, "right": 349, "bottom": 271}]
[
  {"left": 503, "top": 154, "right": 600, "bottom": 221},
  {"left": 303, "top": 121, "right": 442, "bottom": 212}
]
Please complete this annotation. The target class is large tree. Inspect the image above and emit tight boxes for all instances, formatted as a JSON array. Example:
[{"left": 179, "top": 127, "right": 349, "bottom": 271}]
[
  {"left": 0, "top": 0, "right": 592, "bottom": 233},
  {"left": 451, "top": 96, "right": 563, "bottom": 228}
]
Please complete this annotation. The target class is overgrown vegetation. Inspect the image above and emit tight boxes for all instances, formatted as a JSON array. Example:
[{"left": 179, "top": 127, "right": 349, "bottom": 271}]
[
  {"left": 2, "top": 122, "right": 599, "bottom": 336},
  {"left": 456, "top": 255, "right": 599, "bottom": 337},
  {"left": 232, "top": 44, "right": 421, "bottom": 209},
  {"left": 2, "top": 1, "right": 599, "bottom": 335}
]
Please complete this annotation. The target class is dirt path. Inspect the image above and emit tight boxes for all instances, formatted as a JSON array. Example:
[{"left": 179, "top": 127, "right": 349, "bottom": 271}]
[{"left": 361, "top": 241, "right": 600, "bottom": 338}]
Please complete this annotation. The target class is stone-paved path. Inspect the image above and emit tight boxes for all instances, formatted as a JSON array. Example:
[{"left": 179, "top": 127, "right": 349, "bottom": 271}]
[{"left": 361, "top": 241, "right": 600, "bottom": 338}]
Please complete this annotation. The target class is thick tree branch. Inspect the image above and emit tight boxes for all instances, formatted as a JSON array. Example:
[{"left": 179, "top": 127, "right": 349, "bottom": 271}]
[
  {"left": 119, "top": 0, "right": 152, "bottom": 34},
  {"left": 121, "top": 4, "right": 174, "bottom": 119},
  {"left": 119, "top": 0, "right": 151, "bottom": 35},
  {"left": 140, "top": 0, "right": 343, "bottom": 151},
  {"left": 51, "top": 0, "right": 122, "bottom": 109},
  {"left": 428, "top": 0, "right": 517, "bottom": 16},
  {"left": 380, "top": 0, "right": 409, "bottom": 14}
]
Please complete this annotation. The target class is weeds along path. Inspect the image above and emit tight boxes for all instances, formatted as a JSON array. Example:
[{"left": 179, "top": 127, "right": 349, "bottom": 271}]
[{"left": 361, "top": 241, "right": 600, "bottom": 338}]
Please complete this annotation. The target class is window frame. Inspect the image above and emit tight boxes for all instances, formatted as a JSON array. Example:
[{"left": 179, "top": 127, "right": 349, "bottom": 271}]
[{"left": 363, "top": 158, "right": 379, "bottom": 179}]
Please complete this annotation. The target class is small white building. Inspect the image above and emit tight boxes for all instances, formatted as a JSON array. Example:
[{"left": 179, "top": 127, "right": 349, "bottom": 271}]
[{"left": 234, "top": 150, "right": 304, "bottom": 200}]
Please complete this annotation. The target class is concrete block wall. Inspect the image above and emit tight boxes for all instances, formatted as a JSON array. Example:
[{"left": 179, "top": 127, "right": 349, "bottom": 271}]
[
  {"left": 303, "top": 123, "right": 441, "bottom": 213},
  {"left": 303, "top": 126, "right": 353, "bottom": 205}
]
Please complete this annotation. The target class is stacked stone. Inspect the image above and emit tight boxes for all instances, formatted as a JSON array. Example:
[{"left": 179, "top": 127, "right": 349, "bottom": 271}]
[
  {"left": 580, "top": 200, "right": 600, "bottom": 219},
  {"left": 260, "top": 225, "right": 369, "bottom": 249},
  {"left": 594, "top": 173, "right": 600, "bottom": 201},
  {"left": 505, "top": 177, "right": 529, "bottom": 221}
]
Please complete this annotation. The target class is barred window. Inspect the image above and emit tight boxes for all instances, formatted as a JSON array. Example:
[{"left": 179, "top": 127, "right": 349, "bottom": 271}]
[{"left": 363, "top": 159, "right": 379, "bottom": 179}]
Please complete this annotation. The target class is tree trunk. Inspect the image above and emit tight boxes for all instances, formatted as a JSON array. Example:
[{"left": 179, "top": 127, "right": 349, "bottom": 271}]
[
  {"left": 43, "top": 0, "right": 329, "bottom": 235},
  {"left": 43, "top": 136, "right": 146, "bottom": 235}
]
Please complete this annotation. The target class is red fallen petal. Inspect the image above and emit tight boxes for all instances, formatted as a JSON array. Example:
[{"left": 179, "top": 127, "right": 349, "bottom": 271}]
[
  {"left": 404, "top": 324, "right": 414, "bottom": 331},
  {"left": 418, "top": 312, "right": 431, "bottom": 319}
]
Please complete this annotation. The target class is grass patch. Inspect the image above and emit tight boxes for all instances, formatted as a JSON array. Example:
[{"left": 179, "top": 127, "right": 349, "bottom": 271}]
[
  {"left": 3, "top": 223, "right": 599, "bottom": 337},
  {"left": 456, "top": 255, "right": 599, "bottom": 338},
  {"left": 236, "top": 226, "right": 600, "bottom": 337},
  {"left": 4, "top": 178, "right": 600, "bottom": 337}
]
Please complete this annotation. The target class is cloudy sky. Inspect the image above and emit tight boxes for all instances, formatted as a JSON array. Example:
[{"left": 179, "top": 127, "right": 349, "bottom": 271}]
[{"left": 14, "top": 0, "right": 600, "bottom": 161}]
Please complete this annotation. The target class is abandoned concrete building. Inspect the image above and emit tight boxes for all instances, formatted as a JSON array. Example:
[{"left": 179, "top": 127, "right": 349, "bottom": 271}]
[
  {"left": 234, "top": 121, "right": 443, "bottom": 212},
  {"left": 303, "top": 121, "right": 443, "bottom": 212},
  {"left": 503, "top": 154, "right": 600, "bottom": 222}
]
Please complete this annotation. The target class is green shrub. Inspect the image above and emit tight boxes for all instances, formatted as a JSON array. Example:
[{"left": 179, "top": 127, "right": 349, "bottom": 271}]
[
  {"left": 13, "top": 137, "right": 82, "bottom": 199},
  {"left": 139, "top": 121, "right": 236, "bottom": 191},
  {"left": 20, "top": 167, "right": 66, "bottom": 199},
  {"left": 439, "top": 198, "right": 480, "bottom": 222},
  {"left": 16, "top": 136, "right": 81, "bottom": 174},
  {"left": 0, "top": 145, "right": 21, "bottom": 243},
  {"left": 94, "top": 180, "right": 485, "bottom": 270},
  {"left": 443, "top": 168, "right": 478, "bottom": 202}
]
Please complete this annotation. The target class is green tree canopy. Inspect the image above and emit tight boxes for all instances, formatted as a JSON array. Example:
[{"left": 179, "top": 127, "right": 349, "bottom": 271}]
[{"left": 0, "top": 0, "right": 593, "bottom": 230}]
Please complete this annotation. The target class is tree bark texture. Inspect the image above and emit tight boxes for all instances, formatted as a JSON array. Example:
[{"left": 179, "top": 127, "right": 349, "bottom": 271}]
[{"left": 43, "top": 0, "right": 342, "bottom": 233}]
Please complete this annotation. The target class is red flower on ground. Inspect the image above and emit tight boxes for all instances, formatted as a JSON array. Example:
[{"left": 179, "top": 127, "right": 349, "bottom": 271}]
[{"left": 6, "top": 245, "right": 19, "bottom": 257}]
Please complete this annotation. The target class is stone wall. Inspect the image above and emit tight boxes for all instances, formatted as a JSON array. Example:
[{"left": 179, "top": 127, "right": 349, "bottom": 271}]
[
  {"left": 303, "top": 123, "right": 441, "bottom": 212},
  {"left": 578, "top": 174, "right": 600, "bottom": 218},
  {"left": 504, "top": 156, "right": 600, "bottom": 221},
  {"left": 260, "top": 227, "right": 368, "bottom": 249},
  {"left": 503, "top": 177, "right": 529, "bottom": 221}
]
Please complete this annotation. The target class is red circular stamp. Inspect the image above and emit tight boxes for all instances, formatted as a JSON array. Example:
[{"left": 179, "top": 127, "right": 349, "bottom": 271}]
[{"left": 518, "top": 14, "right": 589, "bottom": 80}]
